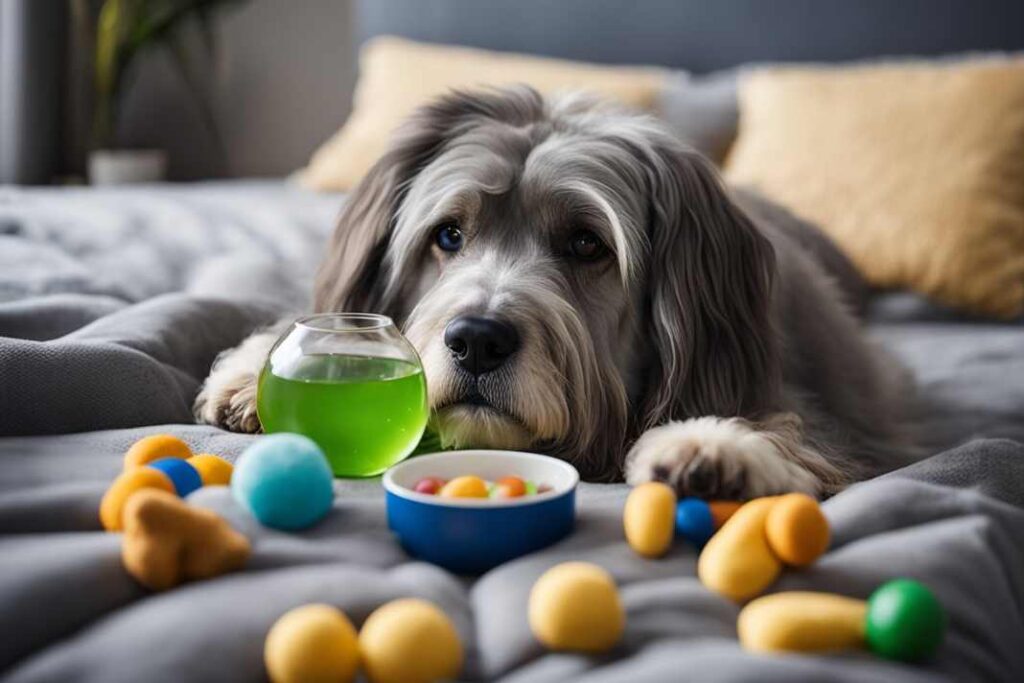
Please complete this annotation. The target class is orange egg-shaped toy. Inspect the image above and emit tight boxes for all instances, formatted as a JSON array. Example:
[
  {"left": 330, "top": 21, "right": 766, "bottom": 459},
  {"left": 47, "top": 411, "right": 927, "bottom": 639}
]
[
  {"left": 187, "top": 454, "right": 234, "bottom": 486},
  {"left": 100, "top": 467, "right": 177, "bottom": 531},
  {"left": 623, "top": 482, "right": 676, "bottom": 558},
  {"left": 124, "top": 434, "right": 192, "bottom": 470},
  {"left": 765, "top": 493, "right": 830, "bottom": 566},
  {"left": 708, "top": 501, "right": 744, "bottom": 529}
]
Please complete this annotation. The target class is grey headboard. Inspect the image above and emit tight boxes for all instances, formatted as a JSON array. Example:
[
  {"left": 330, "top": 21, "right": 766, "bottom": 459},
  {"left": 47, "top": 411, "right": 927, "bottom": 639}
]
[{"left": 356, "top": 0, "right": 1024, "bottom": 72}]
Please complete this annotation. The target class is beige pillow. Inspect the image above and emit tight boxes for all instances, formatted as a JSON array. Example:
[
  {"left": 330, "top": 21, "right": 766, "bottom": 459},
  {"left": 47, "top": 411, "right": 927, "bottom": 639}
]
[
  {"left": 299, "top": 36, "right": 669, "bottom": 191},
  {"left": 725, "top": 59, "right": 1024, "bottom": 319}
]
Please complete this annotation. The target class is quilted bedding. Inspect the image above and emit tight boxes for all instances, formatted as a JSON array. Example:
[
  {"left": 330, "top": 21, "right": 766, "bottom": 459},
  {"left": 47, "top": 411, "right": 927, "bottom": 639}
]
[{"left": 1, "top": 181, "right": 1022, "bottom": 682}]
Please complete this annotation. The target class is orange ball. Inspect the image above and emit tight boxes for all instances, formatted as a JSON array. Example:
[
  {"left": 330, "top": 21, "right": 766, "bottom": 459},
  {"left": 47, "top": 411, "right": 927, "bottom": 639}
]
[
  {"left": 708, "top": 501, "right": 743, "bottom": 529},
  {"left": 765, "top": 493, "right": 830, "bottom": 566},
  {"left": 124, "top": 434, "right": 192, "bottom": 470},
  {"left": 100, "top": 468, "right": 176, "bottom": 531},
  {"left": 187, "top": 454, "right": 234, "bottom": 486},
  {"left": 494, "top": 476, "right": 527, "bottom": 498}
]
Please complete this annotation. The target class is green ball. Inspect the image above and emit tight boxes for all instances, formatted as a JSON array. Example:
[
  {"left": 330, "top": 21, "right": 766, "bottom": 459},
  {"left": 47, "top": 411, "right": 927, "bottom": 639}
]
[{"left": 866, "top": 579, "right": 945, "bottom": 661}]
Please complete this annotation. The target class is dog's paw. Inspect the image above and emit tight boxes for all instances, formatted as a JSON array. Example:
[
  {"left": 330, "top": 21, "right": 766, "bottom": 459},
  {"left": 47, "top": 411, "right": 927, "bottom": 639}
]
[
  {"left": 193, "top": 331, "right": 279, "bottom": 434},
  {"left": 193, "top": 370, "right": 261, "bottom": 433},
  {"left": 624, "top": 416, "right": 822, "bottom": 499}
]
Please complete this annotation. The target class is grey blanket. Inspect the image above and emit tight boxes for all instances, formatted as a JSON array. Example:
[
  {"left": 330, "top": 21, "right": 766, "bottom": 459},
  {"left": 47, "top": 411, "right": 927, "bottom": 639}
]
[{"left": 2, "top": 182, "right": 1023, "bottom": 682}]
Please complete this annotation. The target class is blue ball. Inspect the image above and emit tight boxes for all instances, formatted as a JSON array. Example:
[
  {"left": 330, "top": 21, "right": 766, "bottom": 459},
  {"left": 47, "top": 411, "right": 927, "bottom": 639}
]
[
  {"left": 147, "top": 458, "right": 203, "bottom": 497},
  {"left": 675, "top": 497, "right": 715, "bottom": 547},
  {"left": 231, "top": 433, "right": 334, "bottom": 531}
]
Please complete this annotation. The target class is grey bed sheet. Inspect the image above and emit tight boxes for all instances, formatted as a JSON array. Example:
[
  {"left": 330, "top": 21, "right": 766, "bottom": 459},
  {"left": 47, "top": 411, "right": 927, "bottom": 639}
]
[{"left": 1, "top": 182, "right": 1023, "bottom": 682}]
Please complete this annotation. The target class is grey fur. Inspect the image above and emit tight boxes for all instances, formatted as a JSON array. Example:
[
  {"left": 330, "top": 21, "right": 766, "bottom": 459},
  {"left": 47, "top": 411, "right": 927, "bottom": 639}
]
[{"left": 202, "top": 86, "right": 914, "bottom": 493}]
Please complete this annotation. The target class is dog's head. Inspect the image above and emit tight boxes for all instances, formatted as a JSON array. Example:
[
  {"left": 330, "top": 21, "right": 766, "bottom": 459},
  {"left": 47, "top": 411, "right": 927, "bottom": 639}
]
[{"left": 315, "top": 86, "right": 778, "bottom": 479}]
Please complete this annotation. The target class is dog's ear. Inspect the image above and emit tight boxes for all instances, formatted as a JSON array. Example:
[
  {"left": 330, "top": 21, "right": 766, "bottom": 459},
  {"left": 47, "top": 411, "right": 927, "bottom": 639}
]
[
  {"left": 314, "top": 86, "right": 546, "bottom": 314},
  {"left": 312, "top": 111, "right": 448, "bottom": 314},
  {"left": 639, "top": 144, "right": 780, "bottom": 428}
]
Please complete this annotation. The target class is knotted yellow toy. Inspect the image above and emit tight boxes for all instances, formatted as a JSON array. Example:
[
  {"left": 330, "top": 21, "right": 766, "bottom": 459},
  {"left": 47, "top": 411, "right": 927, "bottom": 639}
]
[{"left": 121, "top": 489, "right": 250, "bottom": 590}]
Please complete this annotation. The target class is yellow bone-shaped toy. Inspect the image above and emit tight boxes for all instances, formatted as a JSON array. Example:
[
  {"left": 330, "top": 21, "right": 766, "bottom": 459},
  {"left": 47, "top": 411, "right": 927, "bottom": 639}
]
[
  {"left": 697, "top": 496, "right": 781, "bottom": 600},
  {"left": 121, "top": 489, "right": 251, "bottom": 590},
  {"left": 739, "top": 591, "right": 867, "bottom": 653},
  {"left": 738, "top": 580, "right": 946, "bottom": 662}
]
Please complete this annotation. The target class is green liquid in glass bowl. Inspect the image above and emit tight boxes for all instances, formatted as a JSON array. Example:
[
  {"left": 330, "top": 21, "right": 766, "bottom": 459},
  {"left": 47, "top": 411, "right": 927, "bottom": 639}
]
[
  {"left": 256, "top": 313, "right": 429, "bottom": 478},
  {"left": 258, "top": 354, "right": 428, "bottom": 477}
]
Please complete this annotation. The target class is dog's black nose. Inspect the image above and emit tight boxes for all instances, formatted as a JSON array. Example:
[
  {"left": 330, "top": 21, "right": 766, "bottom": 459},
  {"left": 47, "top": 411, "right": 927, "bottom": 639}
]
[{"left": 443, "top": 315, "right": 519, "bottom": 375}]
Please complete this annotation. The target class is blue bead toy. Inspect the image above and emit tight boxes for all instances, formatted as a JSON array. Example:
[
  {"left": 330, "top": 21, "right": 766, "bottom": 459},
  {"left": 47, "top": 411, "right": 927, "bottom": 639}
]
[
  {"left": 231, "top": 433, "right": 334, "bottom": 531},
  {"left": 675, "top": 497, "right": 715, "bottom": 546},
  {"left": 147, "top": 458, "right": 203, "bottom": 497}
]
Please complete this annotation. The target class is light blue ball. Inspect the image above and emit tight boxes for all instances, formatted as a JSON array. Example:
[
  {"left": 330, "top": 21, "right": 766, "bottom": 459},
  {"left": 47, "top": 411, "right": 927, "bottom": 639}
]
[{"left": 231, "top": 433, "right": 334, "bottom": 530}]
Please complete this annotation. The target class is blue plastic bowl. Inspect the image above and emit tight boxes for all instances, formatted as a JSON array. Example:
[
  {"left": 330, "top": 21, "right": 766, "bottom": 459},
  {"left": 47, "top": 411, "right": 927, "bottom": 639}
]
[{"left": 383, "top": 450, "right": 579, "bottom": 574}]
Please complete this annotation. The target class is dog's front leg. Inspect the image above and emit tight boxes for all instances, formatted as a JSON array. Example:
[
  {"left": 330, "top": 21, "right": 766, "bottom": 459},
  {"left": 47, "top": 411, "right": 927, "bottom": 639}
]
[
  {"left": 623, "top": 413, "right": 849, "bottom": 499},
  {"left": 193, "top": 321, "right": 290, "bottom": 433}
]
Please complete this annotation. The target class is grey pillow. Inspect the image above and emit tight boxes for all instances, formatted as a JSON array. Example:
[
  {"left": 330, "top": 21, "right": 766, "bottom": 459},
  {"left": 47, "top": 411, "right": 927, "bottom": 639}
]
[{"left": 655, "top": 70, "right": 739, "bottom": 165}]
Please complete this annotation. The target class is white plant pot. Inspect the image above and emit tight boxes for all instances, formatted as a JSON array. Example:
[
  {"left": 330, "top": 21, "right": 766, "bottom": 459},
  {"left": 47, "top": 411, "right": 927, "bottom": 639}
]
[{"left": 88, "top": 149, "right": 167, "bottom": 185}]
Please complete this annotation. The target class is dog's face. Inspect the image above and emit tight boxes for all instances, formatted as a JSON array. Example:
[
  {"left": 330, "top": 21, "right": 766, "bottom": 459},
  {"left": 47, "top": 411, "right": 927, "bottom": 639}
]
[
  {"left": 315, "top": 88, "right": 777, "bottom": 479},
  {"left": 393, "top": 108, "right": 648, "bottom": 472}
]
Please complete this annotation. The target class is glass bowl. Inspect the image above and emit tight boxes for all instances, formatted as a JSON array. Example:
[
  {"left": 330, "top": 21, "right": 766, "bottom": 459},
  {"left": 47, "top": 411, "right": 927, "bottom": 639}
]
[{"left": 256, "top": 313, "right": 428, "bottom": 477}]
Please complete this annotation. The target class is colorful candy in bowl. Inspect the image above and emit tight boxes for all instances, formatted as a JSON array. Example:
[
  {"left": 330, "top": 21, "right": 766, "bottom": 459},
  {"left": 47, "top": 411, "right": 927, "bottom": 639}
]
[{"left": 383, "top": 450, "right": 579, "bottom": 574}]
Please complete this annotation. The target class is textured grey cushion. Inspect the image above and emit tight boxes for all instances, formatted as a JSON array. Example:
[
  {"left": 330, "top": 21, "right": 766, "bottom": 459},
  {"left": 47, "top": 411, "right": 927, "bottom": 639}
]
[
  {"left": 0, "top": 294, "right": 282, "bottom": 436},
  {"left": 1, "top": 435, "right": 1023, "bottom": 681}
]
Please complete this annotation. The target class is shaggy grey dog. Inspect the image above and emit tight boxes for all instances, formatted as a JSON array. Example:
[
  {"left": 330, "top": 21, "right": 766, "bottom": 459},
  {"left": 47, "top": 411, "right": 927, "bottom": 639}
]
[{"left": 196, "top": 86, "right": 914, "bottom": 497}]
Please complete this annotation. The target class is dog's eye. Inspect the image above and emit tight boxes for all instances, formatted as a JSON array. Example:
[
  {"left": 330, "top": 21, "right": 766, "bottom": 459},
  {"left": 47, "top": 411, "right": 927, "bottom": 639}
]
[
  {"left": 568, "top": 229, "right": 607, "bottom": 261},
  {"left": 434, "top": 223, "right": 463, "bottom": 252}
]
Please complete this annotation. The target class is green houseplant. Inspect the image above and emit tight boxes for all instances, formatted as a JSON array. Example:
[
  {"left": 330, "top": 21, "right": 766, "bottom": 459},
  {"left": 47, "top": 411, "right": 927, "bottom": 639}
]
[{"left": 88, "top": 0, "right": 245, "bottom": 184}]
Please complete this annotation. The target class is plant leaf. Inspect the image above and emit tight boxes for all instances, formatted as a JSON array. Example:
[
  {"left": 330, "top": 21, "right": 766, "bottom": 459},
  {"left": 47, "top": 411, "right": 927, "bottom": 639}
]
[{"left": 95, "top": 0, "right": 125, "bottom": 97}]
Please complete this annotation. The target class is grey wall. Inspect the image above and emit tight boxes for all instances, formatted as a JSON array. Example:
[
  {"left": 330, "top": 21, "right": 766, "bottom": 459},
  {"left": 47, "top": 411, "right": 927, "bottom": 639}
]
[
  {"left": 0, "top": 0, "right": 66, "bottom": 184},
  {"left": 50, "top": 0, "right": 1024, "bottom": 182},
  {"left": 360, "top": 0, "right": 1024, "bottom": 71},
  {"left": 113, "top": 0, "right": 357, "bottom": 179}
]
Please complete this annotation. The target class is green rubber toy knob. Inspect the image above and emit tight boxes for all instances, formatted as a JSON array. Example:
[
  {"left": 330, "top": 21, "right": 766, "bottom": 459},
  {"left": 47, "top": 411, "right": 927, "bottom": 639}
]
[{"left": 866, "top": 579, "right": 945, "bottom": 661}]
